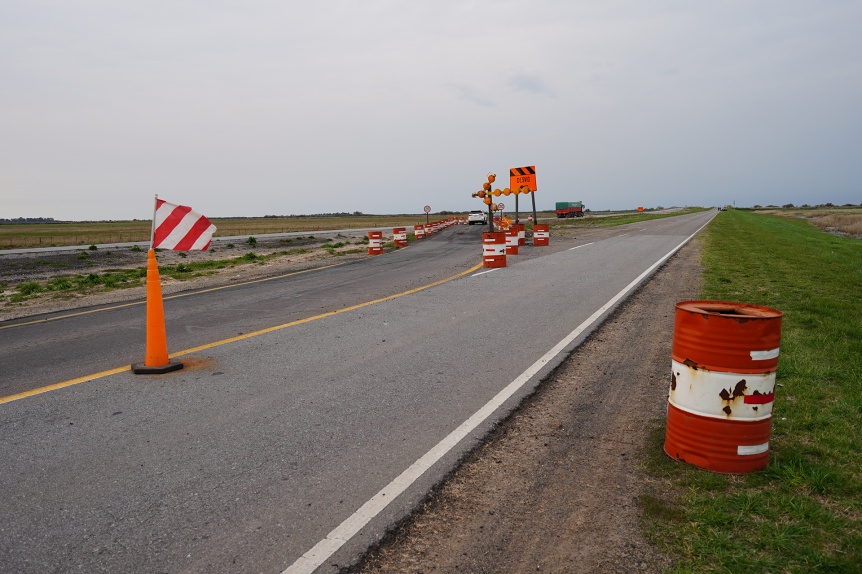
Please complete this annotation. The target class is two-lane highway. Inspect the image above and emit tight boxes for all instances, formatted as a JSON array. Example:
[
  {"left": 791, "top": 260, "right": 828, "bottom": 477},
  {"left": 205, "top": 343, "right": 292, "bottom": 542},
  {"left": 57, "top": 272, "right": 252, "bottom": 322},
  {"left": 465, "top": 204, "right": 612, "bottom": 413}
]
[
  {"left": 0, "top": 210, "right": 716, "bottom": 573},
  {"left": 0, "top": 225, "right": 484, "bottom": 398}
]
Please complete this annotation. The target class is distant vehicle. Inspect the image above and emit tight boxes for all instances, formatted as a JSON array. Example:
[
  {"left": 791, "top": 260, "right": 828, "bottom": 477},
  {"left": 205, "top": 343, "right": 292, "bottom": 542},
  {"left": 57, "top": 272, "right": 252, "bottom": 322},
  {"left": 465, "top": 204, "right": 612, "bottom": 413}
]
[
  {"left": 555, "top": 201, "right": 585, "bottom": 218},
  {"left": 718, "top": 206, "right": 727, "bottom": 211},
  {"left": 468, "top": 210, "right": 488, "bottom": 225}
]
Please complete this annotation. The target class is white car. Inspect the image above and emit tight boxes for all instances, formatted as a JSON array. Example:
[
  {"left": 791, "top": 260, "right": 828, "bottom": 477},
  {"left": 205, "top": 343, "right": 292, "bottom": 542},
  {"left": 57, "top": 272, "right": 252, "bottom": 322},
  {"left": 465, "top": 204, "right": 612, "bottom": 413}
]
[{"left": 468, "top": 210, "right": 487, "bottom": 225}]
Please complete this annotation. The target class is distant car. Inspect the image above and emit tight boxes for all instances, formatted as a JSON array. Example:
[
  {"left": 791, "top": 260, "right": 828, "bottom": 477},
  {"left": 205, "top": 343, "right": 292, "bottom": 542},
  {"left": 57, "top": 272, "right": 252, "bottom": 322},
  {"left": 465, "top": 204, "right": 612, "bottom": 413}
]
[
  {"left": 468, "top": 210, "right": 487, "bottom": 225},
  {"left": 718, "top": 206, "right": 727, "bottom": 211}
]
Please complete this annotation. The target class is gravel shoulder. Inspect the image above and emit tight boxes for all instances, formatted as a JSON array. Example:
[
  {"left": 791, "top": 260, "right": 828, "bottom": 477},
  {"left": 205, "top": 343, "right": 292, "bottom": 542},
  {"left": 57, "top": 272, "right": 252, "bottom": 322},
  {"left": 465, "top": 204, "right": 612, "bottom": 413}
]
[{"left": 348, "top": 238, "right": 703, "bottom": 573}]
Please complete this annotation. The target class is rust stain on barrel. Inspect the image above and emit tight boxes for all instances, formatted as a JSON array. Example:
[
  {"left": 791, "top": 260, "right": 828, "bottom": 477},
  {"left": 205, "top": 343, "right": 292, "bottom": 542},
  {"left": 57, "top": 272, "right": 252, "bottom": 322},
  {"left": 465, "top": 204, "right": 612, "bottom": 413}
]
[{"left": 718, "top": 379, "right": 748, "bottom": 401}]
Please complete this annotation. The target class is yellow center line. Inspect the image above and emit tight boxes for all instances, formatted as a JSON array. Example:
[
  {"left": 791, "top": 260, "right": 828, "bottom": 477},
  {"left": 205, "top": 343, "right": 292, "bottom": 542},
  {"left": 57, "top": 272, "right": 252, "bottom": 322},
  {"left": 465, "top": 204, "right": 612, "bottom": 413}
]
[
  {"left": 0, "top": 262, "right": 484, "bottom": 405},
  {"left": 0, "top": 262, "right": 348, "bottom": 331}
]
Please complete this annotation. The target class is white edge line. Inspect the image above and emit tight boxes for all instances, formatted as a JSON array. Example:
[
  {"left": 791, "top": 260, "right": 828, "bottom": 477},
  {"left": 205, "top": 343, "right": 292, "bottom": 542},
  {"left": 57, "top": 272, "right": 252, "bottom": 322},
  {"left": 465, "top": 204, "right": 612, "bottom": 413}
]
[
  {"left": 282, "top": 215, "right": 713, "bottom": 574},
  {"left": 471, "top": 268, "right": 500, "bottom": 277},
  {"left": 569, "top": 242, "right": 595, "bottom": 251}
]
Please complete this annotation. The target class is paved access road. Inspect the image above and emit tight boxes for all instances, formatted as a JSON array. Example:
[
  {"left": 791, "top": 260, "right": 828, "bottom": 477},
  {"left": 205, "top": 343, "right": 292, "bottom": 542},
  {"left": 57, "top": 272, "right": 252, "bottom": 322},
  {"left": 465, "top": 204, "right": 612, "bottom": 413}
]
[{"left": 0, "top": 211, "right": 715, "bottom": 573}]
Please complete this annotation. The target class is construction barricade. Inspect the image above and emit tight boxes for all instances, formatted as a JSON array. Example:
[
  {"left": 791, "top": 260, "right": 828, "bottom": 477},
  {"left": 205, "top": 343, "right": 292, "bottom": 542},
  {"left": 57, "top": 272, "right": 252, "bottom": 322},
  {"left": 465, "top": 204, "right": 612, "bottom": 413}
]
[
  {"left": 393, "top": 227, "right": 407, "bottom": 247},
  {"left": 664, "top": 300, "right": 783, "bottom": 474},
  {"left": 482, "top": 232, "right": 506, "bottom": 268},
  {"left": 533, "top": 224, "right": 550, "bottom": 246},
  {"left": 505, "top": 229, "right": 519, "bottom": 255},
  {"left": 367, "top": 231, "right": 383, "bottom": 255},
  {"left": 512, "top": 223, "right": 525, "bottom": 246},
  {"left": 414, "top": 225, "right": 425, "bottom": 239}
]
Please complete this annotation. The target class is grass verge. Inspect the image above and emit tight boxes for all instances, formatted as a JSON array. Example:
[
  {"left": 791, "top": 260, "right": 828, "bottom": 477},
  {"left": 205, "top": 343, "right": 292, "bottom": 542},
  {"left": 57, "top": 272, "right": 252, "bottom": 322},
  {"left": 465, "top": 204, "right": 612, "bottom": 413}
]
[
  {"left": 1, "top": 248, "right": 318, "bottom": 304},
  {"left": 641, "top": 209, "right": 862, "bottom": 573}
]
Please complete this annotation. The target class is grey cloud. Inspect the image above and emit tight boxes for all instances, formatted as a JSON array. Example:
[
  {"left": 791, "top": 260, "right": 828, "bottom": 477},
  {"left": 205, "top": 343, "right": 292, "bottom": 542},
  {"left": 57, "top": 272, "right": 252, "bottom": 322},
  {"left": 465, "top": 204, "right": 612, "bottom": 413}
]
[
  {"left": 509, "top": 74, "right": 556, "bottom": 97},
  {"left": 448, "top": 82, "right": 496, "bottom": 107}
]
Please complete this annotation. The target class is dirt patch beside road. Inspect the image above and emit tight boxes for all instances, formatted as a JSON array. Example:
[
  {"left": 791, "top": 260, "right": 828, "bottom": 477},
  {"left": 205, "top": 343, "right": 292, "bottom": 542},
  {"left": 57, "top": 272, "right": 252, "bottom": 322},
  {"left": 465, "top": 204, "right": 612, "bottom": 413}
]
[{"left": 348, "top": 239, "right": 703, "bottom": 573}]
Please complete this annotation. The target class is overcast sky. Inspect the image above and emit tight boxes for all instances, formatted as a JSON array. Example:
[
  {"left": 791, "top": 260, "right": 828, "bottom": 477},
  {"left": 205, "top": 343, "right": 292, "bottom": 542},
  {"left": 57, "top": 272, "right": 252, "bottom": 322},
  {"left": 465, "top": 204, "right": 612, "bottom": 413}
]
[{"left": 2, "top": 1, "right": 860, "bottom": 221}]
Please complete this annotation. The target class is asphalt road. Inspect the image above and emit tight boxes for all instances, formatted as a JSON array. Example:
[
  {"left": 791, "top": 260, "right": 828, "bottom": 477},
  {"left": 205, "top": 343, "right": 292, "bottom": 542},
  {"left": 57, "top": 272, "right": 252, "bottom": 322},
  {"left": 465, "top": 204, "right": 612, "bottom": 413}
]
[
  {"left": 0, "top": 225, "right": 483, "bottom": 398},
  {"left": 0, "top": 211, "right": 716, "bottom": 573}
]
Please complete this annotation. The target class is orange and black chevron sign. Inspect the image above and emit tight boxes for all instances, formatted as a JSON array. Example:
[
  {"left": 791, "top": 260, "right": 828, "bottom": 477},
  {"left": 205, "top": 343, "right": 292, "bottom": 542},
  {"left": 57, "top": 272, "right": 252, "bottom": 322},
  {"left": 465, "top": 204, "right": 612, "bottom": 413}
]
[{"left": 509, "top": 166, "right": 537, "bottom": 192}]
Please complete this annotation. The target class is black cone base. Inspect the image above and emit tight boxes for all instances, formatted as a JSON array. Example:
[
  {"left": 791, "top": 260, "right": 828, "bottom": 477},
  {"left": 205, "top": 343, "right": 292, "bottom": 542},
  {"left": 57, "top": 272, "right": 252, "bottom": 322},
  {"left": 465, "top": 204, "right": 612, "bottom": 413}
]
[{"left": 131, "top": 360, "right": 184, "bottom": 375}]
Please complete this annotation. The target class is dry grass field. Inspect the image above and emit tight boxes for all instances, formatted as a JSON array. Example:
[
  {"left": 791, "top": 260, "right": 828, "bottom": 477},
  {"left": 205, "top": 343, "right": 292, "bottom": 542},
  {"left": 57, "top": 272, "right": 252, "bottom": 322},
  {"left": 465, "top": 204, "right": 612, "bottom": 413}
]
[
  {"left": 0, "top": 214, "right": 469, "bottom": 249},
  {"left": 4, "top": 207, "right": 858, "bottom": 249},
  {"left": 758, "top": 206, "right": 862, "bottom": 238}
]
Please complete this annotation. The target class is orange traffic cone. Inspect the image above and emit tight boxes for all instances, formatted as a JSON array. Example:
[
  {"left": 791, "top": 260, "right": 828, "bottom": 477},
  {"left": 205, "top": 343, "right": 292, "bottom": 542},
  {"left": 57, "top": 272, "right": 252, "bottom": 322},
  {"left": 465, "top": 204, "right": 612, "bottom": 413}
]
[{"left": 131, "top": 249, "right": 184, "bottom": 374}]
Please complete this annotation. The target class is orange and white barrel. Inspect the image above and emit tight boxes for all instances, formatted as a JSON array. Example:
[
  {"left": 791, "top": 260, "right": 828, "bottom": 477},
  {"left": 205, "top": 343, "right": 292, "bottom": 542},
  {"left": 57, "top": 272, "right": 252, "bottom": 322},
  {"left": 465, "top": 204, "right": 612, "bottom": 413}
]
[
  {"left": 665, "top": 300, "right": 783, "bottom": 473},
  {"left": 533, "top": 224, "right": 550, "bottom": 246},
  {"left": 414, "top": 225, "right": 425, "bottom": 239},
  {"left": 505, "top": 229, "right": 519, "bottom": 255},
  {"left": 367, "top": 231, "right": 383, "bottom": 255},
  {"left": 512, "top": 224, "right": 526, "bottom": 246},
  {"left": 482, "top": 232, "right": 506, "bottom": 268},
  {"left": 424, "top": 223, "right": 433, "bottom": 236},
  {"left": 393, "top": 227, "right": 407, "bottom": 247}
]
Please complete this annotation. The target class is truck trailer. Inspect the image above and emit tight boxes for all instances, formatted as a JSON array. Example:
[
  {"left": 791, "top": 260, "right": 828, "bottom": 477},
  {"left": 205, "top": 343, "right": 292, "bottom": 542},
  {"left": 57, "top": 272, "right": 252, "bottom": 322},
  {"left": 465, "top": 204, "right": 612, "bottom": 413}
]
[{"left": 555, "top": 201, "right": 584, "bottom": 218}]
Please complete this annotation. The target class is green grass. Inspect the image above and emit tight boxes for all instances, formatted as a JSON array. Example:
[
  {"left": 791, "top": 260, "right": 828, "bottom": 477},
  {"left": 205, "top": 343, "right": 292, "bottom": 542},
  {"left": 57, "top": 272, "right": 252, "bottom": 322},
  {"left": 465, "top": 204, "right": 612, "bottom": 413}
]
[
  {"left": 642, "top": 209, "right": 862, "bottom": 573},
  {"left": 0, "top": 249, "right": 320, "bottom": 303}
]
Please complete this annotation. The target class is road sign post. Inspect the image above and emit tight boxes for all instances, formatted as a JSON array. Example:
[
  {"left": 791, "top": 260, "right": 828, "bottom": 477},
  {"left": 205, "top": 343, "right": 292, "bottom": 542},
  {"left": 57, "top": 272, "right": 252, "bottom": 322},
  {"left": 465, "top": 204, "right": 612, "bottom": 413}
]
[
  {"left": 531, "top": 191, "right": 537, "bottom": 227},
  {"left": 424, "top": 205, "right": 431, "bottom": 224}
]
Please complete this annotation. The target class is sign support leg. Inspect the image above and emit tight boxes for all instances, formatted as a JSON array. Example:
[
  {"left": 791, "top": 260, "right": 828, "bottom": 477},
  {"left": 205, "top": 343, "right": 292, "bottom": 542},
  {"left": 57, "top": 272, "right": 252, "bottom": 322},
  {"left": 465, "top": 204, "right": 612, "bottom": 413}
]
[{"left": 531, "top": 193, "right": 538, "bottom": 228}]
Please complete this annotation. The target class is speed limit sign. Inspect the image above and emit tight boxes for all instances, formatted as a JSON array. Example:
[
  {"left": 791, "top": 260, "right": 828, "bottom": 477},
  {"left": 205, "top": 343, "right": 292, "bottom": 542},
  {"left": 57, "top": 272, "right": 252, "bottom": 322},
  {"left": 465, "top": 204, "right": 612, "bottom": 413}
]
[{"left": 424, "top": 205, "right": 431, "bottom": 214}]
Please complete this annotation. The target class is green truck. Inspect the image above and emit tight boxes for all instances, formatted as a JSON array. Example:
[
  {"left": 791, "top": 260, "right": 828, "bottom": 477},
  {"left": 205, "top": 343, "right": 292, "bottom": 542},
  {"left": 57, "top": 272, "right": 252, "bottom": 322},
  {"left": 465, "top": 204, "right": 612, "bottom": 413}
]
[{"left": 555, "top": 201, "right": 584, "bottom": 218}]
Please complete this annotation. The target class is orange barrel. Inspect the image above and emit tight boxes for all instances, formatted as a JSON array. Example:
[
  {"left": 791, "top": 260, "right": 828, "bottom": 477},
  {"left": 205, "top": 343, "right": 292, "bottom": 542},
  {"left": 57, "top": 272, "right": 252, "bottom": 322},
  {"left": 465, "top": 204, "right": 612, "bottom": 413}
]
[
  {"left": 414, "top": 225, "right": 425, "bottom": 239},
  {"left": 505, "top": 229, "right": 519, "bottom": 255},
  {"left": 393, "top": 227, "right": 407, "bottom": 247},
  {"left": 367, "top": 231, "right": 383, "bottom": 255},
  {"left": 482, "top": 232, "right": 506, "bottom": 268},
  {"left": 533, "top": 224, "right": 550, "bottom": 246},
  {"left": 664, "top": 300, "right": 783, "bottom": 473}
]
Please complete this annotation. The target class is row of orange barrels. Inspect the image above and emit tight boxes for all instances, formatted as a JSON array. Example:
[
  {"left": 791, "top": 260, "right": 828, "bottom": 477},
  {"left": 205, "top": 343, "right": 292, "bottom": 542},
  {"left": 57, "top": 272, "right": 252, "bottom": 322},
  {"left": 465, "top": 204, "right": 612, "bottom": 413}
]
[
  {"left": 482, "top": 224, "right": 550, "bottom": 268},
  {"left": 367, "top": 218, "right": 465, "bottom": 255}
]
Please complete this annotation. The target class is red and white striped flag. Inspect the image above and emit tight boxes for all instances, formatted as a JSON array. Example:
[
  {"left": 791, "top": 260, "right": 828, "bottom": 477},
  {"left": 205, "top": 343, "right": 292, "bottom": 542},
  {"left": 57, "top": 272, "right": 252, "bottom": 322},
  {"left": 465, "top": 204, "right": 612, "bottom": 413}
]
[{"left": 152, "top": 198, "right": 217, "bottom": 251}]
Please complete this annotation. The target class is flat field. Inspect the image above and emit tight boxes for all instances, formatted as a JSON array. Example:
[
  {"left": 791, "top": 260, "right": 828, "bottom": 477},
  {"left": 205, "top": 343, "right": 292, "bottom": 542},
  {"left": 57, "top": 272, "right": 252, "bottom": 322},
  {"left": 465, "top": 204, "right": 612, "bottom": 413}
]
[
  {"left": 757, "top": 206, "right": 862, "bottom": 238},
  {"left": 0, "top": 214, "right": 479, "bottom": 249}
]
